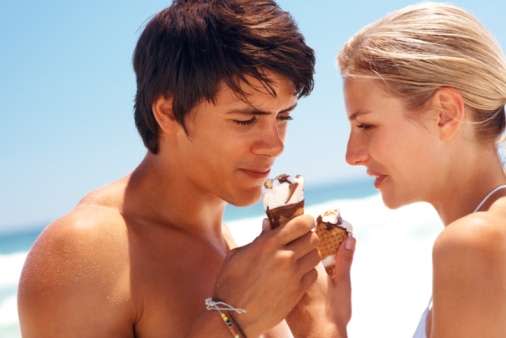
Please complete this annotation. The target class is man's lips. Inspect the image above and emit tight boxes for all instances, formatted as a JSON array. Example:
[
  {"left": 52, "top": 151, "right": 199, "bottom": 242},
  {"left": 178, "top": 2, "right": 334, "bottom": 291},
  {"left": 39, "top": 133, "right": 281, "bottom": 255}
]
[{"left": 239, "top": 168, "right": 271, "bottom": 179}]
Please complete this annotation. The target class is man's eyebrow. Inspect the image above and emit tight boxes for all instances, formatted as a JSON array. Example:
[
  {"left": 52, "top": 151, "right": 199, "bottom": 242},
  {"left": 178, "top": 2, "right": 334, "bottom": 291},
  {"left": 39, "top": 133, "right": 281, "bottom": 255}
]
[
  {"left": 225, "top": 103, "right": 298, "bottom": 115},
  {"left": 349, "top": 110, "right": 371, "bottom": 121}
]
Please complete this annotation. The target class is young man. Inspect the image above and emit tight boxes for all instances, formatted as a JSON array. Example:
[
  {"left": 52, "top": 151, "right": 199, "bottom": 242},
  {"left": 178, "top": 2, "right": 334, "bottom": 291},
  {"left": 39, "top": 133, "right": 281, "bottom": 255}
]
[{"left": 18, "top": 1, "right": 353, "bottom": 337}]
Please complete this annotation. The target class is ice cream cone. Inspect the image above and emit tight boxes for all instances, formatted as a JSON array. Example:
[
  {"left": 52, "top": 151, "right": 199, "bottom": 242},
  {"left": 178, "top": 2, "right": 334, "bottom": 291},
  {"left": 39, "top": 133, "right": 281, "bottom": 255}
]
[
  {"left": 315, "top": 209, "right": 353, "bottom": 275},
  {"left": 263, "top": 174, "right": 304, "bottom": 229}
]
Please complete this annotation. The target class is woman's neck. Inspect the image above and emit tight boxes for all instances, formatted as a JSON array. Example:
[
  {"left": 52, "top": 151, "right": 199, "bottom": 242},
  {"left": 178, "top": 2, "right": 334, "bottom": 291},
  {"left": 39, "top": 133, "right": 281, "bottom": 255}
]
[{"left": 431, "top": 147, "right": 506, "bottom": 225}]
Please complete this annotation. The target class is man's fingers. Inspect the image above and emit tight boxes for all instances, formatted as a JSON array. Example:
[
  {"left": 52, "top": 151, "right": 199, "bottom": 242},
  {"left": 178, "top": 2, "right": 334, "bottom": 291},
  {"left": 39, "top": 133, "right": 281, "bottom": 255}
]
[
  {"left": 296, "top": 249, "right": 321, "bottom": 275},
  {"left": 277, "top": 214, "right": 315, "bottom": 245},
  {"left": 285, "top": 231, "right": 319, "bottom": 259},
  {"left": 332, "top": 235, "right": 356, "bottom": 282},
  {"left": 299, "top": 268, "right": 318, "bottom": 290}
]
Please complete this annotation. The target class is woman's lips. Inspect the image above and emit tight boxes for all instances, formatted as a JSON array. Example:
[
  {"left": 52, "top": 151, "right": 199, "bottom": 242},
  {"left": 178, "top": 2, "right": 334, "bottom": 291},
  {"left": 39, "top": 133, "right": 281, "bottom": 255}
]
[{"left": 374, "top": 175, "right": 387, "bottom": 188}]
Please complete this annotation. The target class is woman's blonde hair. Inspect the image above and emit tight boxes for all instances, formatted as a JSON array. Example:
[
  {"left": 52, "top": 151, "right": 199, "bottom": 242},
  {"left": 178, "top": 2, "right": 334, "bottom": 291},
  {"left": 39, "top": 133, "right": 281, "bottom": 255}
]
[{"left": 338, "top": 2, "right": 506, "bottom": 141}]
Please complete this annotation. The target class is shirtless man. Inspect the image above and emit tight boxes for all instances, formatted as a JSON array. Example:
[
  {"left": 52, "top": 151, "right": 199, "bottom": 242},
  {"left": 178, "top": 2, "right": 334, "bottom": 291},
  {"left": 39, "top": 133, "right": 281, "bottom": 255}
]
[{"left": 18, "top": 1, "right": 353, "bottom": 337}]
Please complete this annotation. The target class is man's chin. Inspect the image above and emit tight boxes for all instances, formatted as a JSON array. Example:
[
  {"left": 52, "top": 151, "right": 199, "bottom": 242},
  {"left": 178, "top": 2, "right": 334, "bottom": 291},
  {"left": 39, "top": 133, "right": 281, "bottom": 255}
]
[{"left": 226, "top": 186, "right": 262, "bottom": 207}]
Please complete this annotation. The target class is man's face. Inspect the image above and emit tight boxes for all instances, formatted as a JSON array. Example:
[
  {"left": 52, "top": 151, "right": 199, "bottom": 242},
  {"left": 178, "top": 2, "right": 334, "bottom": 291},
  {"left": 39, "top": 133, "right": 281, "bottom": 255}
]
[{"left": 172, "top": 71, "right": 298, "bottom": 206}]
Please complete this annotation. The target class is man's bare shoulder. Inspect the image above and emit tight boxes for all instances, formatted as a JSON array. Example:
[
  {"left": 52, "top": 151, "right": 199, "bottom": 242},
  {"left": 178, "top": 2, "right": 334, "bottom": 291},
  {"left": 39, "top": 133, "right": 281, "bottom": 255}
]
[
  {"left": 20, "top": 203, "right": 130, "bottom": 295},
  {"left": 77, "top": 176, "right": 129, "bottom": 209},
  {"left": 23, "top": 177, "right": 132, "bottom": 277},
  {"left": 18, "top": 187, "right": 136, "bottom": 337}
]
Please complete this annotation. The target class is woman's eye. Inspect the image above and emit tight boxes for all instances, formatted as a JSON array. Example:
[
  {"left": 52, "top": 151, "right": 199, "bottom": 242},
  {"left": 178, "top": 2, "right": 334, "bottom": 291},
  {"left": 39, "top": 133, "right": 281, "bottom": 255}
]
[
  {"left": 357, "top": 123, "right": 374, "bottom": 130},
  {"left": 233, "top": 117, "right": 256, "bottom": 126}
]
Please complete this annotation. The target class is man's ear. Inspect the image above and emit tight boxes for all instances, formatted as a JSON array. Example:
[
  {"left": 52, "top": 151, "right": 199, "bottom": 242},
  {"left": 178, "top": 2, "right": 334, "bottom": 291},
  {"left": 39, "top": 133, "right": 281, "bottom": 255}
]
[
  {"left": 432, "top": 87, "right": 466, "bottom": 140},
  {"left": 152, "top": 96, "right": 177, "bottom": 134}
]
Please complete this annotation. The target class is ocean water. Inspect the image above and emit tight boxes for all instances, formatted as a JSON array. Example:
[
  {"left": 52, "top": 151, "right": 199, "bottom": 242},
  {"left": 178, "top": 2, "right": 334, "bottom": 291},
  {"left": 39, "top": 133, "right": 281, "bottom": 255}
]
[{"left": 0, "top": 179, "right": 442, "bottom": 338}]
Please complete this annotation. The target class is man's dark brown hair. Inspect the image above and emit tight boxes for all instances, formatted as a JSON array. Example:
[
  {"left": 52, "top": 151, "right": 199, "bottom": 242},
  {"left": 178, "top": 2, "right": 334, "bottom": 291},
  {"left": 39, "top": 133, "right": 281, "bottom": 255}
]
[{"left": 133, "top": 0, "right": 315, "bottom": 153}]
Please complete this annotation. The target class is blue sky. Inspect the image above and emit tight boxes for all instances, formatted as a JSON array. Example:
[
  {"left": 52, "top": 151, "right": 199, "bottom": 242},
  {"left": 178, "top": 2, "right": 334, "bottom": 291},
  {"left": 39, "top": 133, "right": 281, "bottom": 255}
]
[{"left": 2, "top": 0, "right": 505, "bottom": 230}]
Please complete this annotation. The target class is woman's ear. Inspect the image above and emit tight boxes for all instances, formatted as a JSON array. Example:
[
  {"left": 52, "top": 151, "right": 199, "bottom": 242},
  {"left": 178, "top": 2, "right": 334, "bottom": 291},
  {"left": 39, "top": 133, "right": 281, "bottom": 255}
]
[
  {"left": 152, "top": 96, "right": 177, "bottom": 134},
  {"left": 432, "top": 87, "right": 466, "bottom": 140}
]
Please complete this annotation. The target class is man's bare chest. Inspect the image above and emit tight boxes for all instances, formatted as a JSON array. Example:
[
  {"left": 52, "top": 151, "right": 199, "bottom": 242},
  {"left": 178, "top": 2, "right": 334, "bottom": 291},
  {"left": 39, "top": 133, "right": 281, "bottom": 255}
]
[{"left": 131, "top": 240, "right": 227, "bottom": 337}]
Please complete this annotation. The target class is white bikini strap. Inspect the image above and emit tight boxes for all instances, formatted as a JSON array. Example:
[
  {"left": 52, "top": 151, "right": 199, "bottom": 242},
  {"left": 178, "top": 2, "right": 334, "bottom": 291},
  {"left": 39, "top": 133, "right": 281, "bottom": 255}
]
[{"left": 473, "top": 184, "right": 506, "bottom": 212}]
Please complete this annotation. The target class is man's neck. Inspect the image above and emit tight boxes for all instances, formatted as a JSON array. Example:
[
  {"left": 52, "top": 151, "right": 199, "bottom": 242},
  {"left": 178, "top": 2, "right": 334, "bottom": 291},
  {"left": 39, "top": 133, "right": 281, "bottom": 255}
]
[{"left": 122, "top": 153, "right": 227, "bottom": 242}]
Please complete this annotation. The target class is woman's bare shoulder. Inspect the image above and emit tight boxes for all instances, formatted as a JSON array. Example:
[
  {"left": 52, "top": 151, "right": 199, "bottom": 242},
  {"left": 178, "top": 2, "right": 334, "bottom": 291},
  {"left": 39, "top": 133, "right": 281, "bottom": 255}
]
[
  {"left": 432, "top": 203, "right": 506, "bottom": 287},
  {"left": 430, "top": 198, "right": 506, "bottom": 337},
  {"left": 488, "top": 195, "right": 506, "bottom": 217},
  {"left": 434, "top": 202, "right": 506, "bottom": 259}
]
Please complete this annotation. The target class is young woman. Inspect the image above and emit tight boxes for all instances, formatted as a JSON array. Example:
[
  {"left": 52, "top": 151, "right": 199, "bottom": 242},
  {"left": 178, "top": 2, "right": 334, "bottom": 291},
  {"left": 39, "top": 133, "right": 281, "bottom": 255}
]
[{"left": 338, "top": 3, "right": 506, "bottom": 338}]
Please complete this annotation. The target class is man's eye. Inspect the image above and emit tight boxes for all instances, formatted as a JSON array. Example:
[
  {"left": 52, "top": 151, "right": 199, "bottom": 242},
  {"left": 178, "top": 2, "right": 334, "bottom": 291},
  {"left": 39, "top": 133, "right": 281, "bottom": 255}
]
[
  {"left": 278, "top": 115, "right": 293, "bottom": 122},
  {"left": 233, "top": 117, "right": 256, "bottom": 126}
]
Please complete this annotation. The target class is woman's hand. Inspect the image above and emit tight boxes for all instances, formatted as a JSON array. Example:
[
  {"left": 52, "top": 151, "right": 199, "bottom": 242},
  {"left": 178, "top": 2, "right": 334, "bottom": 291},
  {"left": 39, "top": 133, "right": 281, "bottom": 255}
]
[
  {"left": 287, "top": 235, "right": 356, "bottom": 338},
  {"left": 329, "top": 236, "right": 356, "bottom": 330}
]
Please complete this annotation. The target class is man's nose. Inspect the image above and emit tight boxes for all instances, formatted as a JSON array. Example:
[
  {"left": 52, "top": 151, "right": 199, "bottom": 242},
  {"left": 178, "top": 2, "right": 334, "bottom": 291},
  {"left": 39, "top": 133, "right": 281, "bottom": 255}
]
[
  {"left": 251, "top": 124, "right": 285, "bottom": 157},
  {"left": 345, "top": 134, "right": 368, "bottom": 165}
]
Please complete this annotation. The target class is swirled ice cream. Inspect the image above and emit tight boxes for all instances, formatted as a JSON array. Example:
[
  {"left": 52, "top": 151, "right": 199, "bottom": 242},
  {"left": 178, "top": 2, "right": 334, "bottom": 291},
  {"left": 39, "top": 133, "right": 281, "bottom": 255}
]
[{"left": 263, "top": 174, "right": 304, "bottom": 229}]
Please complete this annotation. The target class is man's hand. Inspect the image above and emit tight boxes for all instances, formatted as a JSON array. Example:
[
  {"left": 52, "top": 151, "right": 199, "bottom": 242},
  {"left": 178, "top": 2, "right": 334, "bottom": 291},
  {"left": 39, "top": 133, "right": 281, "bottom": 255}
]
[
  {"left": 213, "top": 215, "right": 320, "bottom": 337},
  {"left": 287, "top": 235, "right": 356, "bottom": 338}
]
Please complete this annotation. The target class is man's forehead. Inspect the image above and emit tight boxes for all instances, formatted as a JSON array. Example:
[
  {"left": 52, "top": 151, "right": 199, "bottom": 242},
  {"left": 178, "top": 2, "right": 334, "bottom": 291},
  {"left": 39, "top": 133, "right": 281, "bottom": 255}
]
[
  {"left": 212, "top": 76, "right": 297, "bottom": 110},
  {"left": 209, "top": 91, "right": 297, "bottom": 115},
  {"left": 218, "top": 71, "right": 295, "bottom": 97}
]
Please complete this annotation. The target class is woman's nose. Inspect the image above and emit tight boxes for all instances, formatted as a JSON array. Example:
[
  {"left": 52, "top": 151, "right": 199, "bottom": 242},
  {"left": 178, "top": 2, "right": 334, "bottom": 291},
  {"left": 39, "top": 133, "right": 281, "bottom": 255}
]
[{"left": 345, "top": 134, "right": 368, "bottom": 165}]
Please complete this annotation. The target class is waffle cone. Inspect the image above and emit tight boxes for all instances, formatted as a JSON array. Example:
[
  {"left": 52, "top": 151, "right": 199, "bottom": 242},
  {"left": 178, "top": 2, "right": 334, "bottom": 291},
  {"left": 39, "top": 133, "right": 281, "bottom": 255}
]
[
  {"left": 315, "top": 220, "right": 348, "bottom": 275},
  {"left": 325, "top": 265, "right": 336, "bottom": 276},
  {"left": 266, "top": 200, "right": 304, "bottom": 229}
]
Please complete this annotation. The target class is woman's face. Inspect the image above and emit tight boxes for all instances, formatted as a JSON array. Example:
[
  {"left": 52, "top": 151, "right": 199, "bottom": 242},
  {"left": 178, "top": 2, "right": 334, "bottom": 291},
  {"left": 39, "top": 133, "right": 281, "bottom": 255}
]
[{"left": 344, "top": 78, "right": 442, "bottom": 208}]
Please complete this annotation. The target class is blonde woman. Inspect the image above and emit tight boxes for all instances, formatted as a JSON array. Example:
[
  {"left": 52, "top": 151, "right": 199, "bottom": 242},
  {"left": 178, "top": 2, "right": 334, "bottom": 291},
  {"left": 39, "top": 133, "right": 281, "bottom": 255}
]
[{"left": 338, "top": 3, "right": 506, "bottom": 338}]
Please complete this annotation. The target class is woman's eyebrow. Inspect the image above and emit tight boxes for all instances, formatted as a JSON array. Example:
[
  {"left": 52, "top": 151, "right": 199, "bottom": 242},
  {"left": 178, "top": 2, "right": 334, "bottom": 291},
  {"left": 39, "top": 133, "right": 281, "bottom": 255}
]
[{"left": 349, "top": 110, "right": 371, "bottom": 121}]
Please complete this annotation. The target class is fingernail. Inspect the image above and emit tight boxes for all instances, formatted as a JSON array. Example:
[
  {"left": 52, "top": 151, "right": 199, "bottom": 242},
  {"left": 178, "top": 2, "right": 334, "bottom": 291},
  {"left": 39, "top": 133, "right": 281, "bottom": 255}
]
[
  {"left": 262, "top": 218, "right": 271, "bottom": 231},
  {"left": 345, "top": 236, "right": 355, "bottom": 250}
]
